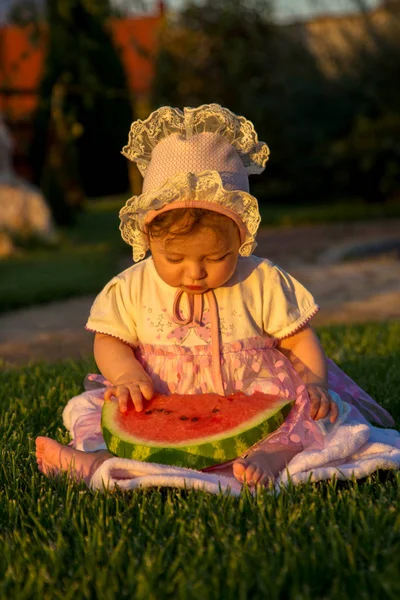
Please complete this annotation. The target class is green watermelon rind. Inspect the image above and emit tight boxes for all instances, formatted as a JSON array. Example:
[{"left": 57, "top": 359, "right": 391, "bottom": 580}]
[{"left": 101, "top": 397, "right": 294, "bottom": 469}]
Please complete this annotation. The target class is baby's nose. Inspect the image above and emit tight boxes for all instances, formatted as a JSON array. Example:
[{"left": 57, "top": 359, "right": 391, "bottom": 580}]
[{"left": 187, "top": 262, "right": 207, "bottom": 281}]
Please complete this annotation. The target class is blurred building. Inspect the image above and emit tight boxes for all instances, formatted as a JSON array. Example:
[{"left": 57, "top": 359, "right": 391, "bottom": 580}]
[{"left": 0, "top": 1, "right": 165, "bottom": 180}]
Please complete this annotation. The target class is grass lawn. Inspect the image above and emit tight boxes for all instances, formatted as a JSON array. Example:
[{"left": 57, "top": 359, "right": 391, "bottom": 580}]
[
  {"left": 0, "top": 196, "right": 128, "bottom": 313},
  {"left": 1, "top": 322, "right": 399, "bottom": 599},
  {"left": 257, "top": 198, "right": 400, "bottom": 227},
  {"left": 1, "top": 197, "right": 400, "bottom": 314}
]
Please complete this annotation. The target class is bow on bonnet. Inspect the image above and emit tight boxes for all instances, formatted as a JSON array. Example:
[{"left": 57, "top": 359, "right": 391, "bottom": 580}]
[{"left": 119, "top": 104, "right": 270, "bottom": 262}]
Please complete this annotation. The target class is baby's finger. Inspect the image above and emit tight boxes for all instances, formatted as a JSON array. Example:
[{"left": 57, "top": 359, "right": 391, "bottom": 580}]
[
  {"left": 309, "top": 396, "right": 320, "bottom": 419},
  {"left": 317, "top": 390, "right": 339, "bottom": 423},
  {"left": 118, "top": 388, "right": 131, "bottom": 413},
  {"left": 128, "top": 386, "right": 144, "bottom": 412},
  {"left": 139, "top": 381, "right": 154, "bottom": 401},
  {"left": 104, "top": 386, "right": 118, "bottom": 402},
  {"left": 329, "top": 399, "right": 339, "bottom": 423},
  {"left": 313, "top": 396, "right": 330, "bottom": 420}
]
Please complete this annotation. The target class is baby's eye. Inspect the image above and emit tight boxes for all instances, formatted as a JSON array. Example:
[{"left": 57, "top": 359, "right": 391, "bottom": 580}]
[
  {"left": 166, "top": 258, "right": 183, "bottom": 264},
  {"left": 208, "top": 254, "right": 229, "bottom": 263}
]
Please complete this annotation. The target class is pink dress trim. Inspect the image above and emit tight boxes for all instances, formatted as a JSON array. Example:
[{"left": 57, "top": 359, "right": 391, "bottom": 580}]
[
  {"left": 135, "top": 335, "right": 276, "bottom": 356},
  {"left": 85, "top": 326, "right": 137, "bottom": 347},
  {"left": 273, "top": 305, "right": 320, "bottom": 340}
]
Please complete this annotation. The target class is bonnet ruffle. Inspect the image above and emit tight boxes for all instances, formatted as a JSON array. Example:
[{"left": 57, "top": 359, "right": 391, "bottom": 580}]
[{"left": 120, "top": 104, "right": 270, "bottom": 262}]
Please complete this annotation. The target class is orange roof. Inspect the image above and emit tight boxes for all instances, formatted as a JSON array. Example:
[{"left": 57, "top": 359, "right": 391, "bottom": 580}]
[
  {"left": 0, "top": 14, "right": 163, "bottom": 120},
  {"left": 111, "top": 15, "right": 162, "bottom": 97},
  {"left": 0, "top": 23, "right": 46, "bottom": 118}
]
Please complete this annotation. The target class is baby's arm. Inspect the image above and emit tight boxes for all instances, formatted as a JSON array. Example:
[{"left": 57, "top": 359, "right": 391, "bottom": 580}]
[
  {"left": 94, "top": 333, "right": 154, "bottom": 412},
  {"left": 277, "top": 325, "right": 338, "bottom": 423}
]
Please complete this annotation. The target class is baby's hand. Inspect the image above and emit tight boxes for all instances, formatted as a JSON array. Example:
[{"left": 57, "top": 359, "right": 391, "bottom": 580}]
[
  {"left": 306, "top": 383, "right": 339, "bottom": 423},
  {"left": 103, "top": 374, "right": 154, "bottom": 413}
]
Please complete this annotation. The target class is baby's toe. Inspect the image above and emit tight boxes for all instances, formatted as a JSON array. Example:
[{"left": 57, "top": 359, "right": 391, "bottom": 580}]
[
  {"left": 35, "top": 436, "right": 47, "bottom": 467},
  {"left": 233, "top": 458, "right": 250, "bottom": 483},
  {"left": 250, "top": 467, "right": 265, "bottom": 485},
  {"left": 235, "top": 461, "right": 260, "bottom": 485},
  {"left": 258, "top": 473, "right": 272, "bottom": 487},
  {"left": 35, "top": 436, "right": 46, "bottom": 457},
  {"left": 243, "top": 465, "right": 258, "bottom": 485}
]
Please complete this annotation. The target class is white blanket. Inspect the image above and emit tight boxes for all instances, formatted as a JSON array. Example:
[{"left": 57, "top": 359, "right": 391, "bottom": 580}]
[{"left": 88, "top": 395, "right": 400, "bottom": 494}]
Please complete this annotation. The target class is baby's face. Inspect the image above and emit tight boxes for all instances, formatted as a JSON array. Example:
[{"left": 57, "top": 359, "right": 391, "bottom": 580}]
[{"left": 149, "top": 223, "right": 241, "bottom": 293}]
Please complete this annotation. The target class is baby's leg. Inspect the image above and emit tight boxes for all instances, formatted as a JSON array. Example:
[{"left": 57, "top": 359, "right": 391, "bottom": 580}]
[
  {"left": 233, "top": 446, "right": 299, "bottom": 486},
  {"left": 36, "top": 437, "right": 112, "bottom": 486}
]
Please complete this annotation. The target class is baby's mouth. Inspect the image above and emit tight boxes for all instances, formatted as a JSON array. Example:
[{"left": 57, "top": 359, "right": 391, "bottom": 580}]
[{"left": 184, "top": 285, "right": 207, "bottom": 292}]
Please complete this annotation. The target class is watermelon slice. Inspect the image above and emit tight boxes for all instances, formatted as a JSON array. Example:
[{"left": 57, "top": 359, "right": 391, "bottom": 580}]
[{"left": 101, "top": 391, "right": 294, "bottom": 469}]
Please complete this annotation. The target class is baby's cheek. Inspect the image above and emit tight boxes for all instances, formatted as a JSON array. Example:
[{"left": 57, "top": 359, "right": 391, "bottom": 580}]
[
  {"left": 219, "top": 260, "right": 238, "bottom": 284},
  {"left": 164, "top": 264, "right": 182, "bottom": 286}
]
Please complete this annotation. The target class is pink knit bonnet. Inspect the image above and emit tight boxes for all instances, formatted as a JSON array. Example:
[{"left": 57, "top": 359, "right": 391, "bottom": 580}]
[{"left": 119, "top": 104, "right": 270, "bottom": 261}]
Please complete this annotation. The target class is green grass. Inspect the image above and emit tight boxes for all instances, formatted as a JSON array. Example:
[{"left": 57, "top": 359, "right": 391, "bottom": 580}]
[
  {"left": 1, "top": 322, "right": 400, "bottom": 599},
  {"left": 0, "top": 196, "right": 128, "bottom": 314}
]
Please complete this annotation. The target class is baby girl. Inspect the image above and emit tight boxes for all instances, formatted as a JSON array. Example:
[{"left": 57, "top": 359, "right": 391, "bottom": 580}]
[{"left": 36, "top": 104, "right": 392, "bottom": 487}]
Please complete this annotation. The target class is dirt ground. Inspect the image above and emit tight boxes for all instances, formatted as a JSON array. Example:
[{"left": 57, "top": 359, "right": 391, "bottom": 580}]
[{"left": 1, "top": 219, "right": 399, "bottom": 366}]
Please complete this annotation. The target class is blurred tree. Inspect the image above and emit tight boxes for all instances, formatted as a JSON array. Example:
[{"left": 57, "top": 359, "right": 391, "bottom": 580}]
[
  {"left": 153, "top": 0, "right": 342, "bottom": 205},
  {"left": 326, "top": 2, "right": 400, "bottom": 202},
  {"left": 154, "top": 0, "right": 279, "bottom": 127},
  {"left": 31, "top": 0, "right": 133, "bottom": 225},
  {"left": 6, "top": 0, "right": 44, "bottom": 25},
  {"left": 330, "top": 112, "right": 400, "bottom": 202},
  {"left": 153, "top": 0, "right": 400, "bottom": 205}
]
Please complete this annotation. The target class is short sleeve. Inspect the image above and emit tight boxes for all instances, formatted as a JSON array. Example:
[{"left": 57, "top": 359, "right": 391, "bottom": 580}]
[
  {"left": 263, "top": 265, "right": 319, "bottom": 339},
  {"left": 85, "top": 274, "right": 138, "bottom": 345}
]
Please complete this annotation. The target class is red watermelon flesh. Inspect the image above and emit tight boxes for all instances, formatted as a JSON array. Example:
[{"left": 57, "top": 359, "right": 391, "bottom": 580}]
[{"left": 115, "top": 392, "right": 285, "bottom": 442}]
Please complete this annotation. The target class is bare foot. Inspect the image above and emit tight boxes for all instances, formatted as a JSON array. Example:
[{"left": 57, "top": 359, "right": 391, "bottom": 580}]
[
  {"left": 233, "top": 447, "right": 299, "bottom": 486},
  {"left": 36, "top": 436, "right": 112, "bottom": 486},
  {"left": 233, "top": 451, "right": 275, "bottom": 486}
]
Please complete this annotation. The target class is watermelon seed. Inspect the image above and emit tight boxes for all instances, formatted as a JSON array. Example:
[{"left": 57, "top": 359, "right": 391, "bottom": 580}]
[
  {"left": 145, "top": 410, "right": 153, "bottom": 415},
  {"left": 156, "top": 408, "right": 164, "bottom": 413},
  {"left": 191, "top": 417, "right": 199, "bottom": 422},
  {"left": 212, "top": 408, "right": 220, "bottom": 413},
  {"left": 179, "top": 416, "right": 189, "bottom": 421}
]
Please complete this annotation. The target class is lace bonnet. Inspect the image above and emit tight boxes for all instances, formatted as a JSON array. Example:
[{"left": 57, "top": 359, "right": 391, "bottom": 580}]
[{"left": 120, "top": 104, "right": 270, "bottom": 261}]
